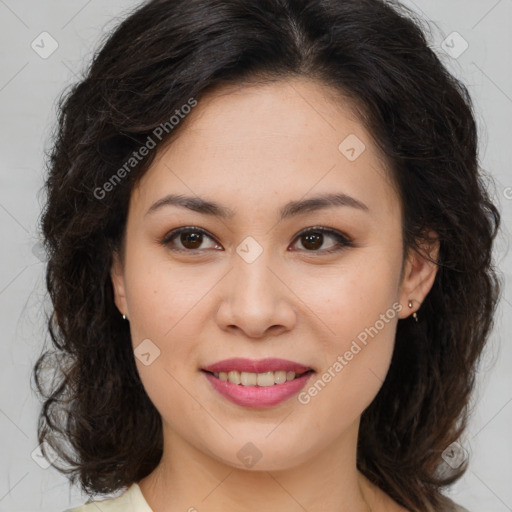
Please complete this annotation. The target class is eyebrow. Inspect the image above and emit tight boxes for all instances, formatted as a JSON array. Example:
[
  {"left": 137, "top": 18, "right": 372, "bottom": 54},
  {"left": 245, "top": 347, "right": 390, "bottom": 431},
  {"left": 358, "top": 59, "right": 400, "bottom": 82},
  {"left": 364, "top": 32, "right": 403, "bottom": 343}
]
[{"left": 145, "top": 192, "right": 369, "bottom": 220}]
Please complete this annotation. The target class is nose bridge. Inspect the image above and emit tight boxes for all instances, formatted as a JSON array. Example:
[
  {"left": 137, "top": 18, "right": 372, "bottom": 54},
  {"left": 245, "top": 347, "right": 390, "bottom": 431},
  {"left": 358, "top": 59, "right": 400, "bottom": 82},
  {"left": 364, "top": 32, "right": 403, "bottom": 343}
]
[
  {"left": 215, "top": 237, "right": 296, "bottom": 336},
  {"left": 231, "top": 239, "right": 279, "bottom": 306}
]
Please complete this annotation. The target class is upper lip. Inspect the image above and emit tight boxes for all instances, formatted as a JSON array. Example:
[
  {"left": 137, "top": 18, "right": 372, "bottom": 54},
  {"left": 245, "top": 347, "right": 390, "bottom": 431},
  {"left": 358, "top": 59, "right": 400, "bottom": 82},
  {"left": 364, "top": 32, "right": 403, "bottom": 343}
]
[{"left": 202, "top": 358, "right": 313, "bottom": 374}]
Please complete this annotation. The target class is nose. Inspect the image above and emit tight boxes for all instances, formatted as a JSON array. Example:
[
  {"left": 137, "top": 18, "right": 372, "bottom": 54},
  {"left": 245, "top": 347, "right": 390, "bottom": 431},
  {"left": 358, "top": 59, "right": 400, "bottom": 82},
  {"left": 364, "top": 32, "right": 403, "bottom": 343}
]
[{"left": 215, "top": 250, "right": 297, "bottom": 339}]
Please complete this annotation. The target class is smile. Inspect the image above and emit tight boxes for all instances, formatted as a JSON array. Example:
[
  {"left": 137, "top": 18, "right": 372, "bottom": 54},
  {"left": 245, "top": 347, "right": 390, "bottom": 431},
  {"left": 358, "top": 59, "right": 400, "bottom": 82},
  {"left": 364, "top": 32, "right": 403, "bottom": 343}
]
[
  {"left": 208, "top": 369, "right": 313, "bottom": 386},
  {"left": 201, "top": 369, "right": 315, "bottom": 408}
]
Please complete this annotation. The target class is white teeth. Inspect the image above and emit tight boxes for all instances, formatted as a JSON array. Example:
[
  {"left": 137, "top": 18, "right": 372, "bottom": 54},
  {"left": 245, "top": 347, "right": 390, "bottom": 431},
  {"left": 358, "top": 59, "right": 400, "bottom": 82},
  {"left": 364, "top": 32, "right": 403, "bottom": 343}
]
[
  {"left": 227, "top": 371, "right": 240, "bottom": 385},
  {"left": 256, "top": 372, "right": 275, "bottom": 387},
  {"left": 214, "top": 370, "right": 306, "bottom": 386},
  {"left": 274, "top": 370, "right": 287, "bottom": 384},
  {"left": 241, "top": 371, "right": 258, "bottom": 386}
]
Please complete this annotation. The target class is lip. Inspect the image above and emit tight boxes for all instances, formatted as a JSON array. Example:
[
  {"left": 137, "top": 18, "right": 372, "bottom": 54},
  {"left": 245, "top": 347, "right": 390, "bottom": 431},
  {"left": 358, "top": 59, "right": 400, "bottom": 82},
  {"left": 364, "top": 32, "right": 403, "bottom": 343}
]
[
  {"left": 201, "top": 357, "right": 313, "bottom": 374},
  {"left": 202, "top": 370, "right": 314, "bottom": 409}
]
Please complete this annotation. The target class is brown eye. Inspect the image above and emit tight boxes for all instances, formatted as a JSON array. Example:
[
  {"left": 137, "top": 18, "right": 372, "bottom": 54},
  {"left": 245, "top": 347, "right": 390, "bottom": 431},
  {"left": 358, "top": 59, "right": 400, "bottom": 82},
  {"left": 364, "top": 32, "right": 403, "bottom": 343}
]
[
  {"left": 161, "top": 227, "right": 221, "bottom": 252},
  {"left": 179, "top": 231, "right": 203, "bottom": 249},
  {"left": 160, "top": 226, "right": 352, "bottom": 255},
  {"left": 291, "top": 227, "right": 352, "bottom": 254},
  {"left": 300, "top": 232, "right": 324, "bottom": 250}
]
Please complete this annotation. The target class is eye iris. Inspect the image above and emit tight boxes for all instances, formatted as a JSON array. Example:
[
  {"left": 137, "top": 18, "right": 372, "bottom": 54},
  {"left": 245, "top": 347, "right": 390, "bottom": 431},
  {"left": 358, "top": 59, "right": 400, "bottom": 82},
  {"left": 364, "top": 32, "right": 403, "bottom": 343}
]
[
  {"left": 173, "top": 230, "right": 333, "bottom": 251},
  {"left": 302, "top": 232, "right": 323, "bottom": 250},
  {"left": 181, "top": 231, "right": 202, "bottom": 249}
]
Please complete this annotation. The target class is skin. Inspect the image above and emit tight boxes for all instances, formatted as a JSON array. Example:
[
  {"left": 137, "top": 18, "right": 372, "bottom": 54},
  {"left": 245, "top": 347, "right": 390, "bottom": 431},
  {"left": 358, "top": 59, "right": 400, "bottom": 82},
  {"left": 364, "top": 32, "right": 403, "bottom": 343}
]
[{"left": 111, "top": 78, "right": 439, "bottom": 512}]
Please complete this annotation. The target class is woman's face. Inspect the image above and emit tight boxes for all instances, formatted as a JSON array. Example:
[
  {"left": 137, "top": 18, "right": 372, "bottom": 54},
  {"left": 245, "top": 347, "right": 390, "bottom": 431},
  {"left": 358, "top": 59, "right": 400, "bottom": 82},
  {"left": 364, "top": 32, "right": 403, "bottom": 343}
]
[{"left": 111, "top": 78, "right": 437, "bottom": 470}]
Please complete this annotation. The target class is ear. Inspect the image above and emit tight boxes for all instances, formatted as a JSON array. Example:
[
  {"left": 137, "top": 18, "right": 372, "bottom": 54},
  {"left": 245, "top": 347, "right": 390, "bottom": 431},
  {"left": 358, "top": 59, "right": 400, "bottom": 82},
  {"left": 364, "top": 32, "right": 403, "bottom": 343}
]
[
  {"left": 397, "top": 231, "right": 440, "bottom": 319},
  {"left": 110, "top": 250, "right": 129, "bottom": 318}
]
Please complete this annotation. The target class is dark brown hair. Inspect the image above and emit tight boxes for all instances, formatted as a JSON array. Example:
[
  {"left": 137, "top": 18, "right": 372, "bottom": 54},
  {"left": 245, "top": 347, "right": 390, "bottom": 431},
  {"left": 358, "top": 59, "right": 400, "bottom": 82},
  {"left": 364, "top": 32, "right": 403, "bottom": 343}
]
[{"left": 32, "top": 0, "right": 501, "bottom": 510}]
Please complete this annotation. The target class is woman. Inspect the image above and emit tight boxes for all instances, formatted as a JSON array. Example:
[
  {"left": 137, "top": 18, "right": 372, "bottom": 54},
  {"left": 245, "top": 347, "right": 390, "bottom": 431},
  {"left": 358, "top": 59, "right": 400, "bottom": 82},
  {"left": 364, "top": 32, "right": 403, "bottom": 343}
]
[{"left": 32, "top": 0, "right": 501, "bottom": 511}]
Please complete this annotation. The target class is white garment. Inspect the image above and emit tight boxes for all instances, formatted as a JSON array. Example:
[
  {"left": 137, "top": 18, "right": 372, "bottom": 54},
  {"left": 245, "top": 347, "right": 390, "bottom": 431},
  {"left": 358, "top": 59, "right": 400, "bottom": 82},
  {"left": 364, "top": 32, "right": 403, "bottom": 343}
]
[
  {"left": 64, "top": 483, "right": 152, "bottom": 512},
  {"left": 64, "top": 482, "right": 470, "bottom": 512}
]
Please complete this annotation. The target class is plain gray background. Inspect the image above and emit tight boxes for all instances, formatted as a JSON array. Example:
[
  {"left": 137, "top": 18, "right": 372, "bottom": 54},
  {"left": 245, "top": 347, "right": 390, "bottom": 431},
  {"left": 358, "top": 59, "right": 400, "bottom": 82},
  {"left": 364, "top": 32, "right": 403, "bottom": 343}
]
[{"left": 0, "top": 1, "right": 511, "bottom": 511}]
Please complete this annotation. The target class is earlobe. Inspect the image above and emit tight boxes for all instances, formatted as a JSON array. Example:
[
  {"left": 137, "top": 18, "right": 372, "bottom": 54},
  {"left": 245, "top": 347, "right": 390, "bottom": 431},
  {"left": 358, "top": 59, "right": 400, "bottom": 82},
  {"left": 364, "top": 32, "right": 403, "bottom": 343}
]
[
  {"left": 110, "top": 250, "right": 128, "bottom": 318},
  {"left": 398, "top": 231, "right": 440, "bottom": 320}
]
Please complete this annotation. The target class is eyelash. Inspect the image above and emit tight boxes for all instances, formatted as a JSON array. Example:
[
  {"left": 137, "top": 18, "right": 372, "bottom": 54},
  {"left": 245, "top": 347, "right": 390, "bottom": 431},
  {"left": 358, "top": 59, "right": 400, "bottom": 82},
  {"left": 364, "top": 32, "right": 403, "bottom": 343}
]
[{"left": 159, "top": 226, "right": 354, "bottom": 255}]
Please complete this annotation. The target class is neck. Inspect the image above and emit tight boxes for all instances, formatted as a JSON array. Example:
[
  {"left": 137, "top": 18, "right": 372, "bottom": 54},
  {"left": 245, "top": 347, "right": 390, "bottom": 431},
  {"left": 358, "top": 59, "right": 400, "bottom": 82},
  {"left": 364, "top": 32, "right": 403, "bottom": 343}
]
[{"left": 138, "top": 419, "right": 380, "bottom": 512}]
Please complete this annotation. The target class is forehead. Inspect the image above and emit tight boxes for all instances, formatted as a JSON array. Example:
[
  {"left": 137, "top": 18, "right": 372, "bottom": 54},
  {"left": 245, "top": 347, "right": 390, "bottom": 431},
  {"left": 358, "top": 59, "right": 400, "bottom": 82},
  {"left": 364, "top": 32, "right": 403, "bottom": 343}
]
[
  {"left": 132, "top": 78, "right": 399, "bottom": 222},
  {"left": 165, "top": 79, "right": 368, "bottom": 158}
]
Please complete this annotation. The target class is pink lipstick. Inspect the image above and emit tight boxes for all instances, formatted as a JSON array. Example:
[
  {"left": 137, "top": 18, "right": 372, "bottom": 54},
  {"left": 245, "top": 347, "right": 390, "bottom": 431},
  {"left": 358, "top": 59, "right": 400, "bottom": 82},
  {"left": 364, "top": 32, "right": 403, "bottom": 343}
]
[{"left": 201, "top": 358, "right": 315, "bottom": 409}]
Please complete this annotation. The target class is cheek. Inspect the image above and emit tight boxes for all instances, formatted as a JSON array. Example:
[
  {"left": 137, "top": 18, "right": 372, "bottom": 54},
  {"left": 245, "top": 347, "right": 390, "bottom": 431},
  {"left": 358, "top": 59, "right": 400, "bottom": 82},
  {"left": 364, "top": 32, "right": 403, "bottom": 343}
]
[
  {"left": 124, "top": 252, "right": 212, "bottom": 342},
  {"left": 125, "top": 264, "right": 206, "bottom": 424},
  {"left": 123, "top": 263, "right": 208, "bottom": 414},
  {"left": 295, "top": 255, "right": 401, "bottom": 411},
  {"left": 292, "top": 252, "right": 400, "bottom": 340},
  {"left": 127, "top": 274, "right": 207, "bottom": 371},
  {"left": 298, "top": 312, "right": 398, "bottom": 436}
]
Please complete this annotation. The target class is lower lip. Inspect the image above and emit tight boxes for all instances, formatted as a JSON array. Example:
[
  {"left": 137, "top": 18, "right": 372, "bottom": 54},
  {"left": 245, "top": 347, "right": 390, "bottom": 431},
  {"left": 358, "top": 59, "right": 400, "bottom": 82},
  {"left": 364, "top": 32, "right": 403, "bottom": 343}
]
[{"left": 202, "top": 370, "right": 314, "bottom": 409}]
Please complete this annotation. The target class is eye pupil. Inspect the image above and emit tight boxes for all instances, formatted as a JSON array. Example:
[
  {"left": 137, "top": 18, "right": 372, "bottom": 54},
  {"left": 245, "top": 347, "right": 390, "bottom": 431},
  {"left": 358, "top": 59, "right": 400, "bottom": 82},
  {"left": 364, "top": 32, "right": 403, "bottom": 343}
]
[
  {"left": 181, "top": 232, "right": 202, "bottom": 249},
  {"left": 302, "top": 233, "right": 323, "bottom": 250}
]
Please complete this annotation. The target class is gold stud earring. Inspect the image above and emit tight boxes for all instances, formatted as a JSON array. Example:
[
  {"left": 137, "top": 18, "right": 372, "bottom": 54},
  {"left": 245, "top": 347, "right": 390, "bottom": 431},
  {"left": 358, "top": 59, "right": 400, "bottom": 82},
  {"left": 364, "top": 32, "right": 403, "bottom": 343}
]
[{"left": 408, "top": 300, "right": 418, "bottom": 322}]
